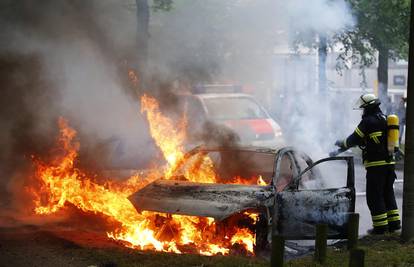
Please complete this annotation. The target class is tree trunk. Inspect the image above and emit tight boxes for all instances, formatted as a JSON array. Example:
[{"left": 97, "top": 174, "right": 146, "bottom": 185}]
[
  {"left": 401, "top": 0, "right": 414, "bottom": 242},
  {"left": 318, "top": 34, "right": 328, "bottom": 145},
  {"left": 377, "top": 48, "right": 389, "bottom": 111},
  {"left": 135, "top": 0, "right": 149, "bottom": 78},
  {"left": 318, "top": 34, "right": 327, "bottom": 94}
]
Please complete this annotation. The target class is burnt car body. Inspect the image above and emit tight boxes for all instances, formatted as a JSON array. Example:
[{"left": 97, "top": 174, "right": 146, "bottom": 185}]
[{"left": 129, "top": 146, "right": 355, "bottom": 251}]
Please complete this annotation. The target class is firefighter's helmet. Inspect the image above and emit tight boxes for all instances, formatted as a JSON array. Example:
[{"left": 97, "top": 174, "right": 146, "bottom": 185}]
[{"left": 353, "top": 93, "right": 381, "bottom": 109}]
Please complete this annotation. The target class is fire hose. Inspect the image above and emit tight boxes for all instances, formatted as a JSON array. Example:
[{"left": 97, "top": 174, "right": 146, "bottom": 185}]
[
  {"left": 329, "top": 147, "right": 404, "bottom": 160},
  {"left": 328, "top": 147, "right": 347, "bottom": 157}
]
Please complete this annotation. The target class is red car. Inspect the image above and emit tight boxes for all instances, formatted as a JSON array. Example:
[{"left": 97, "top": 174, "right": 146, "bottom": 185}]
[{"left": 182, "top": 89, "right": 285, "bottom": 148}]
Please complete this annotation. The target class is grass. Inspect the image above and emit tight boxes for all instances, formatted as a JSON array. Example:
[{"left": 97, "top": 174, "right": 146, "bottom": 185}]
[
  {"left": 74, "top": 248, "right": 268, "bottom": 267},
  {"left": 65, "top": 233, "right": 414, "bottom": 267},
  {"left": 2, "top": 227, "right": 413, "bottom": 267},
  {"left": 88, "top": 233, "right": 414, "bottom": 267},
  {"left": 286, "top": 233, "right": 414, "bottom": 267}
]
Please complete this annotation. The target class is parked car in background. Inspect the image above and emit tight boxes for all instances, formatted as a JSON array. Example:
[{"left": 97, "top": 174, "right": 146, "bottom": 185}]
[{"left": 181, "top": 84, "right": 285, "bottom": 148}]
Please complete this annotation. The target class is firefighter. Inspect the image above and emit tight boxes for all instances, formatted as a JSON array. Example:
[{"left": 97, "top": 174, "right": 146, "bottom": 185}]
[{"left": 334, "top": 93, "right": 401, "bottom": 234}]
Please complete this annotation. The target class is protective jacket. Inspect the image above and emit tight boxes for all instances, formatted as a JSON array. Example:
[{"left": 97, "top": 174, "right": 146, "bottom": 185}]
[{"left": 343, "top": 107, "right": 394, "bottom": 168}]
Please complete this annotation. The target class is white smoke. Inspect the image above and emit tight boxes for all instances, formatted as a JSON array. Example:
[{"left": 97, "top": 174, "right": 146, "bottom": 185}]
[
  {"left": 269, "top": 0, "right": 358, "bottom": 159},
  {"left": 0, "top": 0, "right": 154, "bottom": 201},
  {"left": 0, "top": 0, "right": 359, "bottom": 195},
  {"left": 283, "top": 0, "right": 355, "bottom": 34}
]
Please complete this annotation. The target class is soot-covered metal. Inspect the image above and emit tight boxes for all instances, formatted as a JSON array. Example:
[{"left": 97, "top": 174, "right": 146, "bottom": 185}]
[
  {"left": 129, "top": 180, "right": 274, "bottom": 220},
  {"left": 276, "top": 188, "right": 354, "bottom": 239},
  {"left": 128, "top": 146, "right": 356, "bottom": 243}
]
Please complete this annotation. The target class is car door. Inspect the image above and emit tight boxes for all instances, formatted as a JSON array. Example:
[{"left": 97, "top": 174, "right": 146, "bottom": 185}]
[{"left": 274, "top": 152, "right": 355, "bottom": 239}]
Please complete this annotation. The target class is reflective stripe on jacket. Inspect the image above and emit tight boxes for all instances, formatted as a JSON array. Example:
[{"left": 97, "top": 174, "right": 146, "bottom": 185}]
[{"left": 344, "top": 110, "right": 393, "bottom": 168}]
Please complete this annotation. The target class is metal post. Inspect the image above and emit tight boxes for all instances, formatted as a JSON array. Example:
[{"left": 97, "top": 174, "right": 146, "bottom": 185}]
[
  {"left": 348, "top": 213, "right": 359, "bottom": 250},
  {"left": 349, "top": 249, "right": 365, "bottom": 267},
  {"left": 314, "top": 224, "right": 328, "bottom": 264},
  {"left": 271, "top": 199, "right": 284, "bottom": 267},
  {"left": 271, "top": 235, "right": 285, "bottom": 267}
]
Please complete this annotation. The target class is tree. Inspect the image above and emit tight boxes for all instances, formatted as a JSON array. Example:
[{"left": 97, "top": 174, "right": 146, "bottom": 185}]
[
  {"left": 338, "top": 0, "right": 410, "bottom": 106},
  {"left": 135, "top": 0, "right": 150, "bottom": 75},
  {"left": 402, "top": 0, "right": 414, "bottom": 242},
  {"left": 134, "top": 0, "right": 173, "bottom": 84}
]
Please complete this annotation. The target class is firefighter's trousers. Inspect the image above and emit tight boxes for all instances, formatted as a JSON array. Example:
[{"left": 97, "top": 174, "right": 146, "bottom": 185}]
[{"left": 366, "top": 165, "right": 400, "bottom": 232}]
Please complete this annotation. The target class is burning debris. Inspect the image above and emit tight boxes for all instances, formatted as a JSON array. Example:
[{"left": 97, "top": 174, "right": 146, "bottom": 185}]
[
  {"left": 23, "top": 91, "right": 356, "bottom": 258},
  {"left": 28, "top": 95, "right": 259, "bottom": 256}
]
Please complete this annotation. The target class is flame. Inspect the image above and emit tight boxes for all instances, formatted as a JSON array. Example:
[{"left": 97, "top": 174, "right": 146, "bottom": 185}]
[
  {"left": 257, "top": 175, "right": 267, "bottom": 186},
  {"left": 140, "top": 94, "right": 186, "bottom": 177},
  {"left": 29, "top": 94, "right": 262, "bottom": 256},
  {"left": 230, "top": 175, "right": 268, "bottom": 186},
  {"left": 231, "top": 228, "right": 255, "bottom": 253},
  {"left": 140, "top": 94, "right": 216, "bottom": 184}
]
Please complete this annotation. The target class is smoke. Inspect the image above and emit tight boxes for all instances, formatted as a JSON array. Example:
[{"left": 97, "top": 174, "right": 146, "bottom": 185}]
[
  {"left": 0, "top": 0, "right": 359, "bottom": 217},
  {"left": 283, "top": 0, "right": 355, "bottom": 35},
  {"left": 147, "top": 0, "right": 358, "bottom": 157},
  {"left": 0, "top": 52, "right": 59, "bottom": 213},
  {"left": 0, "top": 0, "right": 155, "bottom": 216},
  {"left": 269, "top": 0, "right": 357, "bottom": 159},
  {"left": 145, "top": 0, "right": 359, "bottom": 190},
  {"left": 148, "top": 0, "right": 285, "bottom": 84}
]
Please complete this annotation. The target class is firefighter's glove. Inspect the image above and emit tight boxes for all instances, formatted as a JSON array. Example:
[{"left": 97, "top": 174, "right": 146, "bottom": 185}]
[{"left": 334, "top": 139, "right": 346, "bottom": 150}]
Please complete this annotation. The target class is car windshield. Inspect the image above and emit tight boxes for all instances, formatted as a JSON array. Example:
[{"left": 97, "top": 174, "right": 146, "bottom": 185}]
[
  {"left": 203, "top": 97, "right": 268, "bottom": 120},
  {"left": 172, "top": 149, "right": 275, "bottom": 185},
  {"left": 171, "top": 148, "right": 299, "bottom": 192}
]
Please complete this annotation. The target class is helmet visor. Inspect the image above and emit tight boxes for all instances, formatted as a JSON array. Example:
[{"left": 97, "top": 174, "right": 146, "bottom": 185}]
[
  {"left": 353, "top": 94, "right": 379, "bottom": 109},
  {"left": 353, "top": 96, "right": 364, "bottom": 110}
]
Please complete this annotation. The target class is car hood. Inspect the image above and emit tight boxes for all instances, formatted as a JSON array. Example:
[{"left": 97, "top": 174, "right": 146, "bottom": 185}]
[{"left": 128, "top": 179, "right": 275, "bottom": 221}]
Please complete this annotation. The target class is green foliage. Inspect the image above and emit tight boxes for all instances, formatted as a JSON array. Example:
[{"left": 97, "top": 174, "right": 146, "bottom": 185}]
[
  {"left": 291, "top": 29, "right": 322, "bottom": 53},
  {"left": 152, "top": 0, "right": 173, "bottom": 12},
  {"left": 338, "top": 0, "right": 410, "bottom": 67}
]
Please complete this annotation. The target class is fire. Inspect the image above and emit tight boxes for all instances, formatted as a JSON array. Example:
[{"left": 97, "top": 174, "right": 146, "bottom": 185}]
[
  {"left": 29, "top": 95, "right": 261, "bottom": 256},
  {"left": 231, "top": 175, "right": 268, "bottom": 186},
  {"left": 257, "top": 175, "right": 267, "bottom": 186},
  {"left": 140, "top": 94, "right": 217, "bottom": 184},
  {"left": 140, "top": 94, "right": 187, "bottom": 178},
  {"left": 231, "top": 228, "right": 255, "bottom": 253}
]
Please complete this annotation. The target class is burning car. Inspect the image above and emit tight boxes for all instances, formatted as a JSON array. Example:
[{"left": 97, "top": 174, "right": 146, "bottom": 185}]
[
  {"left": 129, "top": 145, "right": 356, "bottom": 252},
  {"left": 30, "top": 95, "right": 355, "bottom": 256}
]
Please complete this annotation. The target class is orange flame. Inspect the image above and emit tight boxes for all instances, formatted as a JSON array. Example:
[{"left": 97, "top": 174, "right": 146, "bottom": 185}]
[
  {"left": 231, "top": 228, "right": 255, "bottom": 253},
  {"left": 140, "top": 94, "right": 186, "bottom": 178},
  {"left": 140, "top": 94, "right": 217, "bottom": 184},
  {"left": 30, "top": 94, "right": 260, "bottom": 255},
  {"left": 257, "top": 175, "right": 267, "bottom": 186}
]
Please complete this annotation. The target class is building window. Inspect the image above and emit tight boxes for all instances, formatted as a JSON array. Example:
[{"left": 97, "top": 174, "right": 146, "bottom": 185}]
[{"left": 393, "top": 75, "right": 406, "bottom": 86}]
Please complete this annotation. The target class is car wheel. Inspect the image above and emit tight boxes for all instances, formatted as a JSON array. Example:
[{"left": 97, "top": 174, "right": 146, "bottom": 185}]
[{"left": 254, "top": 212, "right": 269, "bottom": 254}]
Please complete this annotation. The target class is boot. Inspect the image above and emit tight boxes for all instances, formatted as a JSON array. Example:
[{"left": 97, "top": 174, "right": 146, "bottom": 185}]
[
  {"left": 367, "top": 226, "right": 387, "bottom": 235},
  {"left": 388, "top": 221, "right": 401, "bottom": 233}
]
